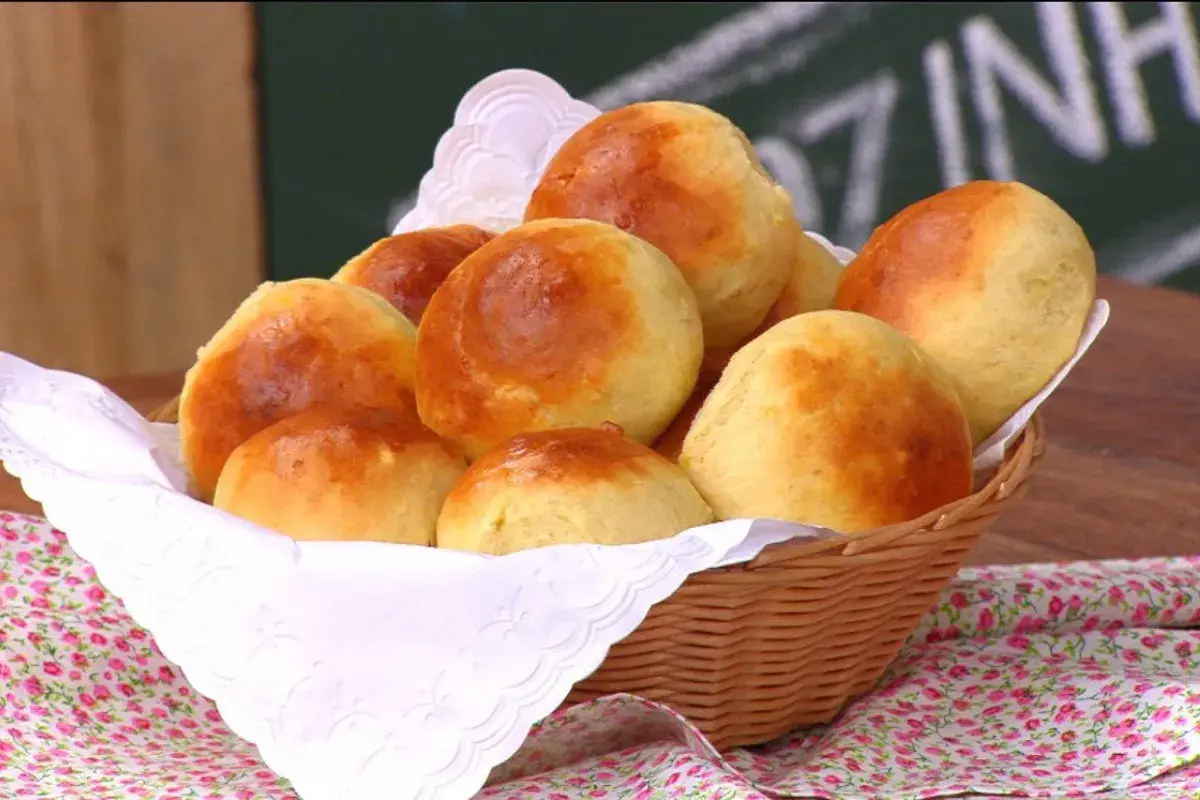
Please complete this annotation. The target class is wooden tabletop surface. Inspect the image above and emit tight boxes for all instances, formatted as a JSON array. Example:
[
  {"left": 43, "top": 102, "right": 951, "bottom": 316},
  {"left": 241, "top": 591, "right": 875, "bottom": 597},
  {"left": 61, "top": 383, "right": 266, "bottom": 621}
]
[{"left": 2, "top": 275, "right": 1199, "bottom": 565}]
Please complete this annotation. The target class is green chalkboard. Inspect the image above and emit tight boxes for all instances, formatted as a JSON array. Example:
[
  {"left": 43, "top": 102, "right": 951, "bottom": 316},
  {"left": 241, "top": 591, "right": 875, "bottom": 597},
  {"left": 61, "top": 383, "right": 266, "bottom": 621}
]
[{"left": 258, "top": 2, "right": 1200, "bottom": 291}]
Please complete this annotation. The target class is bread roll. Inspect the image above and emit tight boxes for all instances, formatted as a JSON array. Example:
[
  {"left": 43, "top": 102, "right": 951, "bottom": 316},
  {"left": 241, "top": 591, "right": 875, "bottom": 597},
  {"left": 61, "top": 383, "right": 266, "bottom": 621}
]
[
  {"left": 214, "top": 409, "right": 465, "bottom": 545},
  {"left": 764, "top": 227, "right": 845, "bottom": 325},
  {"left": 332, "top": 224, "right": 494, "bottom": 323},
  {"left": 524, "top": 101, "right": 797, "bottom": 348},
  {"left": 698, "top": 227, "right": 846, "bottom": 386},
  {"left": 437, "top": 426, "right": 713, "bottom": 555},
  {"left": 834, "top": 180, "right": 1095, "bottom": 444},
  {"left": 415, "top": 218, "right": 703, "bottom": 460},
  {"left": 680, "top": 310, "right": 973, "bottom": 532},
  {"left": 180, "top": 278, "right": 418, "bottom": 501}
]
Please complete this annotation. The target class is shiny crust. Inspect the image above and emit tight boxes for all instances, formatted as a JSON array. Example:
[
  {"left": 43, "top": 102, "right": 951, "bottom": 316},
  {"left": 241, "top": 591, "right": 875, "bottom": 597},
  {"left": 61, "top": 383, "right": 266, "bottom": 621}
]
[
  {"left": 445, "top": 426, "right": 663, "bottom": 497},
  {"left": 179, "top": 279, "right": 419, "bottom": 501},
  {"left": 226, "top": 408, "right": 460, "bottom": 485},
  {"left": 415, "top": 218, "right": 703, "bottom": 459},
  {"left": 833, "top": 181, "right": 1013, "bottom": 333},
  {"left": 436, "top": 425, "right": 713, "bottom": 555},
  {"left": 214, "top": 408, "right": 465, "bottom": 545},
  {"left": 332, "top": 225, "right": 495, "bottom": 324},
  {"left": 681, "top": 311, "right": 973, "bottom": 532},
  {"left": 524, "top": 101, "right": 797, "bottom": 347},
  {"left": 772, "top": 334, "right": 971, "bottom": 525}
]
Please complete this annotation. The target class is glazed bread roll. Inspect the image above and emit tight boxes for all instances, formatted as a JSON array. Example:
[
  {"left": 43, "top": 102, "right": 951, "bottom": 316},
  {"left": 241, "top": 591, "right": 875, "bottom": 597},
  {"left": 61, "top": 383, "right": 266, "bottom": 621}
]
[
  {"left": 332, "top": 224, "right": 494, "bottom": 323},
  {"left": 214, "top": 409, "right": 465, "bottom": 545},
  {"left": 680, "top": 310, "right": 974, "bottom": 533},
  {"left": 180, "top": 278, "right": 418, "bottom": 501},
  {"left": 834, "top": 180, "right": 1096, "bottom": 445},
  {"left": 437, "top": 426, "right": 713, "bottom": 555},
  {"left": 415, "top": 218, "right": 704, "bottom": 460},
  {"left": 763, "top": 227, "right": 845, "bottom": 326},
  {"left": 524, "top": 101, "right": 797, "bottom": 348},
  {"left": 698, "top": 227, "right": 846, "bottom": 387}
]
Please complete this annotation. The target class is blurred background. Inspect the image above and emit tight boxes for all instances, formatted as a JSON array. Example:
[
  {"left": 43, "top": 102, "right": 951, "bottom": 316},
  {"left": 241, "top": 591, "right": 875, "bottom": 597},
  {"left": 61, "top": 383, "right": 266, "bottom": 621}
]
[{"left": 3, "top": 1, "right": 1199, "bottom": 378}]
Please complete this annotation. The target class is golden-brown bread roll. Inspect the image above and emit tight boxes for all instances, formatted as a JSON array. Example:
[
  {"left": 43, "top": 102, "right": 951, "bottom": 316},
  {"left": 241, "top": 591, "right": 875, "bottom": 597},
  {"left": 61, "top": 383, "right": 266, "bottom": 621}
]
[
  {"left": 680, "top": 310, "right": 973, "bottom": 533},
  {"left": 524, "top": 101, "right": 797, "bottom": 348},
  {"left": 763, "top": 226, "right": 845, "bottom": 326},
  {"left": 834, "top": 180, "right": 1095, "bottom": 445},
  {"left": 180, "top": 278, "right": 419, "bottom": 501},
  {"left": 436, "top": 425, "right": 713, "bottom": 555},
  {"left": 214, "top": 408, "right": 465, "bottom": 545},
  {"left": 415, "top": 217, "right": 704, "bottom": 460},
  {"left": 331, "top": 224, "right": 495, "bottom": 324},
  {"left": 697, "top": 227, "right": 848, "bottom": 388}
]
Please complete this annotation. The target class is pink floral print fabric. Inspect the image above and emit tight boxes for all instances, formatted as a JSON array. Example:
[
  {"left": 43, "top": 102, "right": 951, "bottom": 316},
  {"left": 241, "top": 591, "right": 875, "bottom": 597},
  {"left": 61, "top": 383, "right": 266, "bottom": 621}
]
[{"left": 1, "top": 512, "right": 1198, "bottom": 799}]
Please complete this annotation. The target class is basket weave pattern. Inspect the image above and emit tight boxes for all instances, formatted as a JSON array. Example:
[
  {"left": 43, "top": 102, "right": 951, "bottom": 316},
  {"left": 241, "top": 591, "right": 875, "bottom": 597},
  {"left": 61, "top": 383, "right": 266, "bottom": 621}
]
[{"left": 148, "top": 399, "right": 1044, "bottom": 751}]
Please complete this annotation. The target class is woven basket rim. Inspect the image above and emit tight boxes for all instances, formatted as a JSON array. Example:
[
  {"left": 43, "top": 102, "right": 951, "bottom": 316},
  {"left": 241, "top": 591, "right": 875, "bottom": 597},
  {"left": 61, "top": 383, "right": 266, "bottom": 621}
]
[{"left": 146, "top": 397, "right": 1044, "bottom": 569}]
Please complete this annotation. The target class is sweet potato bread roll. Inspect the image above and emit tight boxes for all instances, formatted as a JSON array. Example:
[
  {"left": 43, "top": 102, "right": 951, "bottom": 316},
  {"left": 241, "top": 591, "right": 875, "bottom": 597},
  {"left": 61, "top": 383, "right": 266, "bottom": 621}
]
[
  {"left": 415, "top": 218, "right": 704, "bottom": 460},
  {"left": 524, "top": 101, "right": 797, "bottom": 349},
  {"left": 332, "top": 224, "right": 494, "bottom": 324},
  {"left": 214, "top": 408, "right": 465, "bottom": 545},
  {"left": 699, "top": 226, "right": 846, "bottom": 387},
  {"left": 179, "top": 278, "right": 419, "bottom": 501},
  {"left": 436, "top": 426, "right": 713, "bottom": 555},
  {"left": 834, "top": 180, "right": 1095, "bottom": 445},
  {"left": 764, "top": 226, "right": 845, "bottom": 325},
  {"left": 681, "top": 310, "right": 974, "bottom": 533}
]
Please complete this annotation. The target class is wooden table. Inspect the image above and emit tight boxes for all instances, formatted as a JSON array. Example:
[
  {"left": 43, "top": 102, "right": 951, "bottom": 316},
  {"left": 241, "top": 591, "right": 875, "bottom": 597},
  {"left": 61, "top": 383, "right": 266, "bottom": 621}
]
[{"left": 2, "top": 276, "right": 1199, "bottom": 565}]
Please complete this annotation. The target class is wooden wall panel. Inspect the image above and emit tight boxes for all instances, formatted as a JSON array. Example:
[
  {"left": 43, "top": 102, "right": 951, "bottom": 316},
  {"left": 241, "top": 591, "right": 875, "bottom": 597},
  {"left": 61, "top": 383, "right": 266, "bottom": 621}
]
[{"left": 0, "top": 2, "right": 263, "bottom": 377}]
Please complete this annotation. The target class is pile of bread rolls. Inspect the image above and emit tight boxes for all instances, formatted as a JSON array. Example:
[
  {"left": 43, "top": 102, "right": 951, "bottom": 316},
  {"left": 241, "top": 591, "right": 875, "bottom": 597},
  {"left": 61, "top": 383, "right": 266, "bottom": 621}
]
[{"left": 177, "top": 100, "right": 1096, "bottom": 555}]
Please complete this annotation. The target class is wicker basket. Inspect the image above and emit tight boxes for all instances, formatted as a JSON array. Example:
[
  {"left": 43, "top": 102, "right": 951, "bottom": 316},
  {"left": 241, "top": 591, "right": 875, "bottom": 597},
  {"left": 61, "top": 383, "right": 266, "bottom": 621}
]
[{"left": 148, "top": 398, "right": 1044, "bottom": 751}]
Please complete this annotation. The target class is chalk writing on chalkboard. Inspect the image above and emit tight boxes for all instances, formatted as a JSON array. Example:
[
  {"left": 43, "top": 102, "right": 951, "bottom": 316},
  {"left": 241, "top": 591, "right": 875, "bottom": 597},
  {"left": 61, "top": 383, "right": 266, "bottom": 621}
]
[{"left": 385, "top": 2, "right": 1200, "bottom": 285}]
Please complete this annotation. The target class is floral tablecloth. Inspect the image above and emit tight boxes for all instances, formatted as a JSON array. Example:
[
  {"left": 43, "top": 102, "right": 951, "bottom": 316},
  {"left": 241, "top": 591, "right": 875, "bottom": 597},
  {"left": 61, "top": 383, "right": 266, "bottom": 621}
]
[{"left": 1, "top": 511, "right": 1198, "bottom": 799}]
